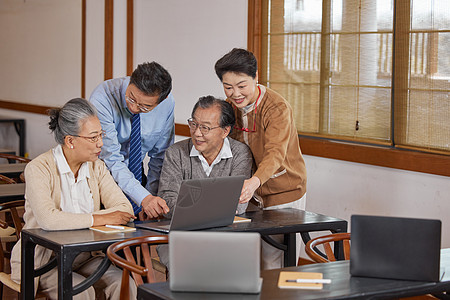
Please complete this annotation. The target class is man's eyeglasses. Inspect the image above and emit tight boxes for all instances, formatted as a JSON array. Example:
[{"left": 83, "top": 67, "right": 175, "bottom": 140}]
[
  {"left": 187, "top": 118, "right": 221, "bottom": 136},
  {"left": 126, "top": 96, "right": 152, "bottom": 113},
  {"left": 73, "top": 130, "right": 106, "bottom": 143}
]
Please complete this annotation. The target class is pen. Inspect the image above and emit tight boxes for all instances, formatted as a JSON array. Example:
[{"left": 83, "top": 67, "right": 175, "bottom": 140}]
[
  {"left": 286, "top": 279, "right": 332, "bottom": 284},
  {"left": 105, "top": 225, "right": 125, "bottom": 230}
]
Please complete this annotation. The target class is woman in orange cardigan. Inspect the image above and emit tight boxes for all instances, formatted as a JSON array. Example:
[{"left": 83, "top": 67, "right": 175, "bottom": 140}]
[{"left": 215, "top": 48, "right": 307, "bottom": 269}]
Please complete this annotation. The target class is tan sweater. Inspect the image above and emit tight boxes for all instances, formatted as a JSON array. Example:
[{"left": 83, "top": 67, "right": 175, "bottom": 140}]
[
  {"left": 10, "top": 149, "right": 133, "bottom": 288},
  {"left": 229, "top": 86, "right": 307, "bottom": 207}
]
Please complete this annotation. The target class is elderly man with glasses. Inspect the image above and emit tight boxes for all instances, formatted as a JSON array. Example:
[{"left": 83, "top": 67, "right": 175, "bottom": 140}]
[
  {"left": 155, "top": 95, "right": 253, "bottom": 268},
  {"left": 89, "top": 61, "right": 174, "bottom": 219}
]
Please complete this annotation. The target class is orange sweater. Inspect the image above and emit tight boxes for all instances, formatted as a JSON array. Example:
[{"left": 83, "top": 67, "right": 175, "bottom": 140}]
[{"left": 229, "top": 86, "right": 307, "bottom": 207}]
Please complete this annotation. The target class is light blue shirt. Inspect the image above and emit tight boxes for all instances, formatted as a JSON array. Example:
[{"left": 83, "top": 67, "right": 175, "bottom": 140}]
[{"left": 89, "top": 77, "right": 175, "bottom": 206}]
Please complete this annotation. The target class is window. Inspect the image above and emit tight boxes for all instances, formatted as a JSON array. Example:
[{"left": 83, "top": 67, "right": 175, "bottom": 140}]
[{"left": 259, "top": 0, "right": 450, "bottom": 154}]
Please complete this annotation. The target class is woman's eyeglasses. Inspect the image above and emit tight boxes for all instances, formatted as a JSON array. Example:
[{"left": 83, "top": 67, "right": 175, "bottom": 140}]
[
  {"left": 187, "top": 118, "right": 221, "bottom": 136},
  {"left": 126, "top": 96, "right": 152, "bottom": 113},
  {"left": 73, "top": 130, "right": 106, "bottom": 143}
]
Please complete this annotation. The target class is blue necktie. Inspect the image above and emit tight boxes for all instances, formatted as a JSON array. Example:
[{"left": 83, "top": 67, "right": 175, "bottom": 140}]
[{"left": 129, "top": 113, "right": 142, "bottom": 214}]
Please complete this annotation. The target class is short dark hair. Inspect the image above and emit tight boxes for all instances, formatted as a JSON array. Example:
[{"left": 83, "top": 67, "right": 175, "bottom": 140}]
[
  {"left": 48, "top": 98, "right": 97, "bottom": 145},
  {"left": 192, "top": 96, "right": 235, "bottom": 130},
  {"left": 130, "top": 61, "right": 172, "bottom": 103},
  {"left": 214, "top": 48, "right": 258, "bottom": 81}
]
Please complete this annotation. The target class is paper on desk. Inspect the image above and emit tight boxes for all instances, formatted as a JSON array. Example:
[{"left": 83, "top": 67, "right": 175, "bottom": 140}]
[{"left": 278, "top": 271, "right": 325, "bottom": 289}]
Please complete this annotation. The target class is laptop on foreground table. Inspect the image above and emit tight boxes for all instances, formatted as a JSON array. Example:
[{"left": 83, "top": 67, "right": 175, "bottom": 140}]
[
  {"left": 135, "top": 176, "right": 245, "bottom": 233},
  {"left": 350, "top": 215, "right": 442, "bottom": 281},
  {"left": 169, "top": 231, "right": 262, "bottom": 294}
]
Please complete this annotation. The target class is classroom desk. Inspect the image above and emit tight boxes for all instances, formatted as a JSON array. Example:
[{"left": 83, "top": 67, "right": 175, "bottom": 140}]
[
  {"left": 0, "top": 182, "right": 25, "bottom": 203},
  {"left": 137, "top": 208, "right": 348, "bottom": 267},
  {"left": 21, "top": 227, "right": 164, "bottom": 300},
  {"left": 21, "top": 209, "right": 346, "bottom": 299},
  {"left": 137, "top": 249, "right": 450, "bottom": 300},
  {"left": 0, "top": 116, "right": 26, "bottom": 157},
  {"left": 0, "top": 163, "right": 26, "bottom": 178}
]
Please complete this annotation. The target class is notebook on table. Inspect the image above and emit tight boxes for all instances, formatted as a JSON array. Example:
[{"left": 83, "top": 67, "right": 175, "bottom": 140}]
[
  {"left": 169, "top": 231, "right": 262, "bottom": 294},
  {"left": 135, "top": 176, "right": 245, "bottom": 233},
  {"left": 350, "top": 215, "right": 442, "bottom": 281}
]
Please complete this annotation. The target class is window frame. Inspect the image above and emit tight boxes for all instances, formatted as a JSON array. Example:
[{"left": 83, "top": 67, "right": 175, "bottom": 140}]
[{"left": 247, "top": 0, "right": 450, "bottom": 177}]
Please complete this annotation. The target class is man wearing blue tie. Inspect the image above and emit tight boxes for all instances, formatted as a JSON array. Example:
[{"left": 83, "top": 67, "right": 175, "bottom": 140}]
[{"left": 89, "top": 62, "right": 173, "bottom": 219}]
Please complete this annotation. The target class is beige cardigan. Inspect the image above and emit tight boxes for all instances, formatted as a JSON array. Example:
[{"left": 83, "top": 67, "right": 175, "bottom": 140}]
[{"left": 10, "top": 149, "right": 133, "bottom": 289}]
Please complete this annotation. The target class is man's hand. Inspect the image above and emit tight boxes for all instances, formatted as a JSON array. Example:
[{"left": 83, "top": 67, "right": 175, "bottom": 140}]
[
  {"left": 239, "top": 176, "right": 261, "bottom": 204},
  {"left": 141, "top": 194, "right": 170, "bottom": 219}
]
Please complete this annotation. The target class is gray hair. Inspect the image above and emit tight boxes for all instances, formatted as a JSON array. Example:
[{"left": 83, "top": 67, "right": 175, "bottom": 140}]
[
  {"left": 48, "top": 98, "right": 98, "bottom": 145},
  {"left": 191, "top": 96, "right": 235, "bottom": 129}
]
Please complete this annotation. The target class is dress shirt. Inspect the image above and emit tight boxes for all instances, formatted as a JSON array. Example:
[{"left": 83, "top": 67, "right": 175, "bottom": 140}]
[
  {"left": 190, "top": 137, "right": 233, "bottom": 176},
  {"left": 89, "top": 77, "right": 175, "bottom": 206},
  {"left": 52, "top": 145, "right": 94, "bottom": 225}
]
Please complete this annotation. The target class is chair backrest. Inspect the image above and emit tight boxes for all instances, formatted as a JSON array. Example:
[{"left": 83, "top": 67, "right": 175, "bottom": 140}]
[
  {"left": 0, "top": 174, "right": 17, "bottom": 184},
  {"left": 305, "top": 232, "right": 351, "bottom": 263},
  {"left": 0, "top": 153, "right": 31, "bottom": 164},
  {"left": 106, "top": 235, "right": 169, "bottom": 300},
  {"left": 0, "top": 153, "right": 29, "bottom": 183},
  {"left": 0, "top": 200, "right": 25, "bottom": 274}
]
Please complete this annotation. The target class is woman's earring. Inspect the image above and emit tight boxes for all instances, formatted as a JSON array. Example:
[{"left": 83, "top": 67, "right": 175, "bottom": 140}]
[{"left": 70, "top": 145, "right": 74, "bottom": 149}]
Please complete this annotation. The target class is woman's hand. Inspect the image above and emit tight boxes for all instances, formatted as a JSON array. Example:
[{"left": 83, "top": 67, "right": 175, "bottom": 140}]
[
  {"left": 92, "top": 210, "right": 136, "bottom": 226},
  {"left": 239, "top": 176, "right": 261, "bottom": 204}
]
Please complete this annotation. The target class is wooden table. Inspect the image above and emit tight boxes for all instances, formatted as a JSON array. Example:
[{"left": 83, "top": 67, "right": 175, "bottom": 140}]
[
  {"left": 137, "top": 249, "right": 450, "bottom": 300},
  {"left": 0, "top": 183, "right": 25, "bottom": 203},
  {"left": 0, "top": 163, "right": 26, "bottom": 178}
]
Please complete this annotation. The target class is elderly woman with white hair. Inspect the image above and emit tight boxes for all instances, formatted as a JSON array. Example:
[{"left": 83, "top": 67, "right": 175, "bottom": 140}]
[{"left": 10, "top": 98, "right": 137, "bottom": 299}]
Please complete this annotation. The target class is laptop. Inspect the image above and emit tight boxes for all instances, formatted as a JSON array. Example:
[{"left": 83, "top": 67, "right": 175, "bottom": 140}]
[
  {"left": 135, "top": 176, "right": 245, "bottom": 233},
  {"left": 169, "top": 231, "right": 263, "bottom": 294},
  {"left": 350, "top": 215, "right": 442, "bottom": 281}
]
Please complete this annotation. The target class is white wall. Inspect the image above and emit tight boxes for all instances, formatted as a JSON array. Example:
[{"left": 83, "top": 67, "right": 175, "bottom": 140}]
[
  {"left": 1, "top": 0, "right": 449, "bottom": 249},
  {"left": 305, "top": 155, "right": 450, "bottom": 247},
  {"left": 0, "top": 0, "right": 81, "bottom": 107},
  {"left": 133, "top": 0, "right": 248, "bottom": 124}
]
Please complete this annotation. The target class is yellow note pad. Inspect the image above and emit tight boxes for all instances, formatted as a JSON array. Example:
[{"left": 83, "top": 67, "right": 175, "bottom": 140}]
[
  {"left": 233, "top": 216, "right": 251, "bottom": 223},
  {"left": 90, "top": 225, "right": 136, "bottom": 233},
  {"left": 278, "top": 271, "right": 324, "bottom": 290}
]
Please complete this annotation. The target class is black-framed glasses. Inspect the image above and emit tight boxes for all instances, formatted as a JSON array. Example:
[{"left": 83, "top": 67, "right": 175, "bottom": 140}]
[
  {"left": 73, "top": 130, "right": 106, "bottom": 143},
  {"left": 126, "top": 96, "right": 152, "bottom": 113},
  {"left": 187, "top": 118, "right": 221, "bottom": 136}
]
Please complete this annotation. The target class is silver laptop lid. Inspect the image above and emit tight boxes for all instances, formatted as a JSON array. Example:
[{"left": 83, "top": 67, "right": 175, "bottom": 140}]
[
  {"left": 169, "top": 176, "right": 245, "bottom": 231},
  {"left": 169, "top": 231, "right": 262, "bottom": 294},
  {"left": 350, "top": 215, "right": 441, "bottom": 281},
  {"left": 135, "top": 176, "right": 245, "bottom": 233}
]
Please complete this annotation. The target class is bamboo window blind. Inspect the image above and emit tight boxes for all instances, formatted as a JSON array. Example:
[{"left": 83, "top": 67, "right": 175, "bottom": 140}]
[{"left": 260, "top": 0, "right": 450, "bottom": 154}]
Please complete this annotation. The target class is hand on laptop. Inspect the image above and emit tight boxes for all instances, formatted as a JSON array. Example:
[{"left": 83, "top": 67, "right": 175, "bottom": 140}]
[
  {"left": 141, "top": 194, "right": 170, "bottom": 219},
  {"left": 239, "top": 176, "right": 261, "bottom": 204}
]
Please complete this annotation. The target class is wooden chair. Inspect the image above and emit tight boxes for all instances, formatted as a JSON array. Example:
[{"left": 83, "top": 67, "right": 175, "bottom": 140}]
[
  {"left": 305, "top": 232, "right": 351, "bottom": 263},
  {"left": 0, "top": 153, "right": 31, "bottom": 164},
  {"left": 0, "top": 174, "right": 17, "bottom": 184},
  {"left": 0, "top": 153, "right": 30, "bottom": 183},
  {"left": 106, "top": 235, "right": 169, "bottom": 300},
  {"left": 0, "top": 200, "right": 24, "bottom": 298}
]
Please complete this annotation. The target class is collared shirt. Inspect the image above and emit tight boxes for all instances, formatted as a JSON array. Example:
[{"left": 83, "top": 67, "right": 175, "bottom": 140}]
[
  {"left": 52, "top": 145, "right": 94, "bottom": 225},
  {"left": 89, "top": 77, "right": 175, "bottom": 206},
  {"left": 190, "top": 137, "right": 233, "bottom": 176},
  {"left": 239, "top": 84, "right": 266, "bottom": 145}
]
